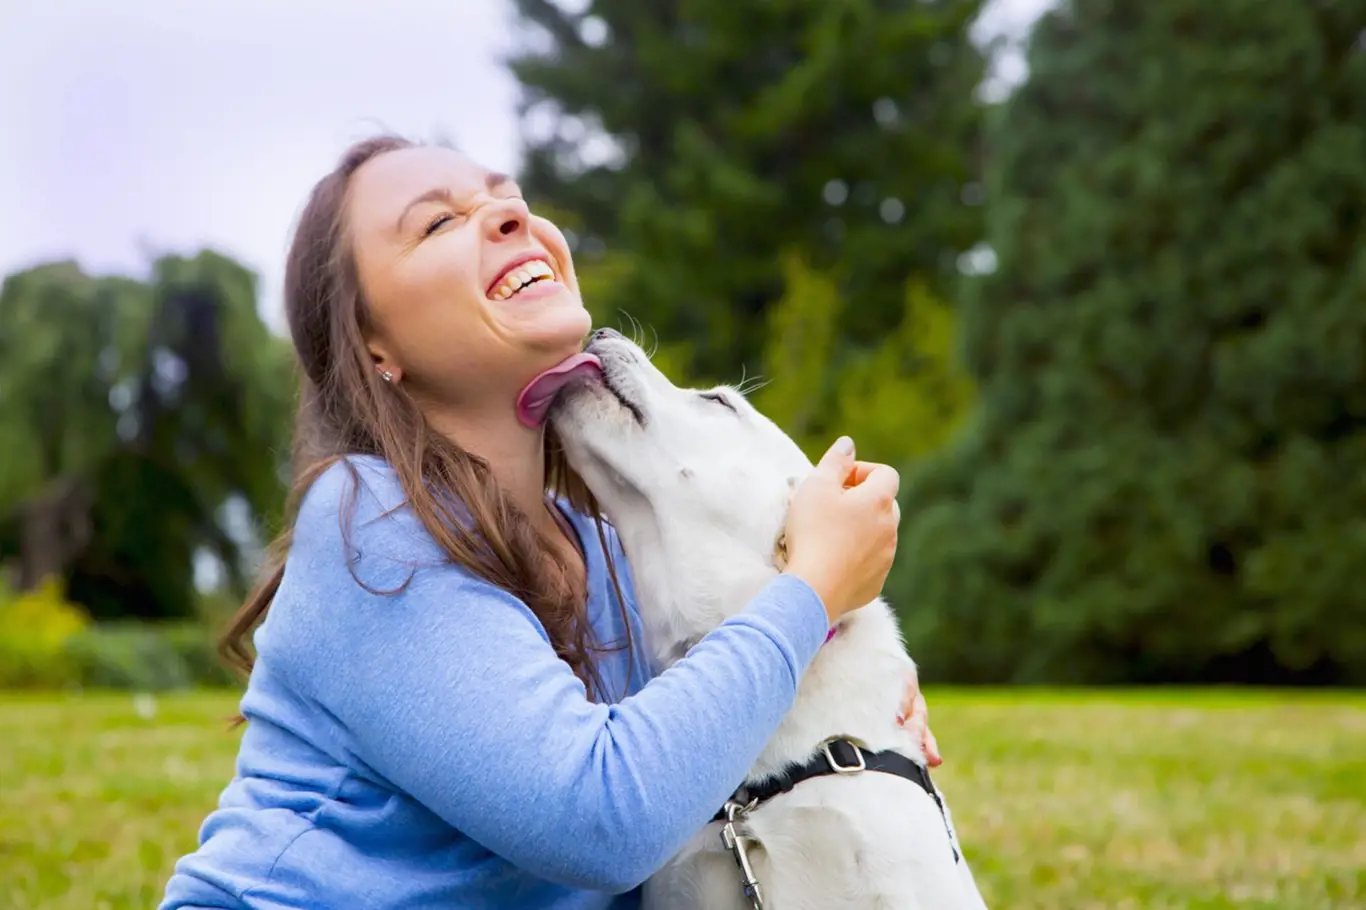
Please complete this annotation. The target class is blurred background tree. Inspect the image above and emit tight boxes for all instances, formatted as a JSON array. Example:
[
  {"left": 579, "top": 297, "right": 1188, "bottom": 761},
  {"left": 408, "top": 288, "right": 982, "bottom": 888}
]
[
  {"left": 0, "top": 252, "right": 294, "bottom": 623},
  {"left": 751, "top": 252, "right": 975, "bottom": 464},
  {"left": 508, "top": 0, "right": 989, "bottom": 388},
  {"left": 893, "top": 0, "right": 1366, "bottom": 685}
]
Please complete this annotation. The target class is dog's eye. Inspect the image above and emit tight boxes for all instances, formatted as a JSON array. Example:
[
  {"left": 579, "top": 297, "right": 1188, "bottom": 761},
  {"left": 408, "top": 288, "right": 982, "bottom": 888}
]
[{"left": 699, "top": 391, "right": 738, "bottom": 413}]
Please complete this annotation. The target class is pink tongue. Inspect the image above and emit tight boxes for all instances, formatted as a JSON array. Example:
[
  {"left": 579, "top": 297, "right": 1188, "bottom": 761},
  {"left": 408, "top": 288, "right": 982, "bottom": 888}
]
[{"left": 516, "top": 352, "right": 604, "bottom": 428}]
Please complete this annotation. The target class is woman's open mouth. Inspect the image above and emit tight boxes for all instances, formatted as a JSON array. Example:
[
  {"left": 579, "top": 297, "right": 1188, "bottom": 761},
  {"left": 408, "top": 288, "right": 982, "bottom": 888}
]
[{"left": 488, "top": 256, "right": 559, "bottom": 302}]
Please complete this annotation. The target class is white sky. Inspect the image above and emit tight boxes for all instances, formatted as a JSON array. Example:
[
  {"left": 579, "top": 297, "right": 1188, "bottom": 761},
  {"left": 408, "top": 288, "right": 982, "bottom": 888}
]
[{"left": 0, "top": 0, "right": 1052, "bottom": 333}]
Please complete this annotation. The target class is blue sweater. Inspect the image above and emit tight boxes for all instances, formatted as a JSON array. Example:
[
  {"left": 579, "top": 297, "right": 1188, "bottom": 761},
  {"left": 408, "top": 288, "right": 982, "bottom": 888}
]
[{"left": 160, "top": 455, "right": 830, "bottom": 909}]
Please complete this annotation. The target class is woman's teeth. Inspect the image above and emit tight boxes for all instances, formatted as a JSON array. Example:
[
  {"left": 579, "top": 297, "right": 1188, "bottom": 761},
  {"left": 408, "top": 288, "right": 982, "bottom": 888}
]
[{"left": 490, "top": 259, "right": 556, "bottom": 300}]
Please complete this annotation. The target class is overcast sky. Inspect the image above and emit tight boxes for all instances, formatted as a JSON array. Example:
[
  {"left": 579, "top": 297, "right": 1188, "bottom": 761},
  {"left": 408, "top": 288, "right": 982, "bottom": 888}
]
[{"left": 0, "top": 0, "right": 1052, "bottom": 332}]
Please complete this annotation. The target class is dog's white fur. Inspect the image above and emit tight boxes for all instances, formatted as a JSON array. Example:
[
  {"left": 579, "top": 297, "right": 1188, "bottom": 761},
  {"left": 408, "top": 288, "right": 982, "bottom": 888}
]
[{"left": 550, "top": 334, "right": 989, "bottom": 909}]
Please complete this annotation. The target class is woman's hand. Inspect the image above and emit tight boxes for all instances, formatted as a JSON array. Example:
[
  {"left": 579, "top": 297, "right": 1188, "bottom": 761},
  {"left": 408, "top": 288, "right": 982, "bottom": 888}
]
[
  {"left": 783, "top": 436, "right": 900, "bottom": 623},
  {"left": 897, "top": 668, "right": 942, "bottom": 767}
]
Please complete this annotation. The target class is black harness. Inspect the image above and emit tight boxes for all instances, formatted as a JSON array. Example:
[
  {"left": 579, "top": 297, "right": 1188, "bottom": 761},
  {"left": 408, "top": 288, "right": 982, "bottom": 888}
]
[{"left": 712, "top": 738, "right": 959, "bottom": 863}]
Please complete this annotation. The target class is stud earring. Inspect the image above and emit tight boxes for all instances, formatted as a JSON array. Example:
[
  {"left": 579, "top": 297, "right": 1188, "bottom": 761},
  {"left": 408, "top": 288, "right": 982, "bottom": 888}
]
[{"left": 380, "top": 369, "right": 394, "bottom": 383}]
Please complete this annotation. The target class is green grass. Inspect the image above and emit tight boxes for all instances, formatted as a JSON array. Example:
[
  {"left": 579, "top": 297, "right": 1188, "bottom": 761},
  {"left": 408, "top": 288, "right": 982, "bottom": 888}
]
[{"left": 2, "top": 688, "right": 1363, "bottom": 909}]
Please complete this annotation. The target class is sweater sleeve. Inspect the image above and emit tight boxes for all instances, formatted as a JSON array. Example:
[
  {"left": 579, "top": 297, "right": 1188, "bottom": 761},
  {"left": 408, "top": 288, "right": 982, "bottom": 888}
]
[{"left": 272, "top": 458, "right": 830, "bottom": 894}]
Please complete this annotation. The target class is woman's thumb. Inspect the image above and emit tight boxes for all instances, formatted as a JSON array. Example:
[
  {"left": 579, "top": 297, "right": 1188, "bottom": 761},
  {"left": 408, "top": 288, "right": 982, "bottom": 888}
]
[{"left": 816, "top": 436, "right": 856, "bottom": 476}]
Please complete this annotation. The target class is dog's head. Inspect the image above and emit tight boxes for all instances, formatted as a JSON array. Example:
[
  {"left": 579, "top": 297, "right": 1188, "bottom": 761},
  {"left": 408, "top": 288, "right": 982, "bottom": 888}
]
[{"left": 550, "top": 329, "right": 813, "bottom": 665}]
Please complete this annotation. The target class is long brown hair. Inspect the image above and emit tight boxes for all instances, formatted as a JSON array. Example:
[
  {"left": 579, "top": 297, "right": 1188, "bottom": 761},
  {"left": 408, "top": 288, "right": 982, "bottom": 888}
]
[{"left": 220, "top": 135, "right": 631, "bottom": 718}]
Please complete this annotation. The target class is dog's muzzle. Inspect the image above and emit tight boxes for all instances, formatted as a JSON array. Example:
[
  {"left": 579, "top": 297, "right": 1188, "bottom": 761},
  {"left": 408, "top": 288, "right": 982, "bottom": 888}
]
[{"left": 584, "top": 332, "right": 647, "bottom": 425}]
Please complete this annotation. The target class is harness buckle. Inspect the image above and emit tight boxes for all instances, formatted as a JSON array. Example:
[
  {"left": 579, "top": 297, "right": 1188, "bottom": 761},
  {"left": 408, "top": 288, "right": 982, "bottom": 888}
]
[
  {"left": 822, "top": 739, "right": 866, "bottom": 774},
  {"left": 720, "top": 799, "right": 765, "bottom": 910}
]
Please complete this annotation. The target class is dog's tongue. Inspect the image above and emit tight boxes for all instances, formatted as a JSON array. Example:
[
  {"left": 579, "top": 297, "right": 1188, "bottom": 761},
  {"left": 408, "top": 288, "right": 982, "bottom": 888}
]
[{"left": 516, "top": 352, "right": 604, "bottom": 428}]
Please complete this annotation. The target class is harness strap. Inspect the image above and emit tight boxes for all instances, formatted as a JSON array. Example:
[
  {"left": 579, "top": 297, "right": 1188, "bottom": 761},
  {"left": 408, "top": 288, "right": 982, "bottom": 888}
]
[{"left": 712, "top": 738, "right": 959, "bottom": 862}]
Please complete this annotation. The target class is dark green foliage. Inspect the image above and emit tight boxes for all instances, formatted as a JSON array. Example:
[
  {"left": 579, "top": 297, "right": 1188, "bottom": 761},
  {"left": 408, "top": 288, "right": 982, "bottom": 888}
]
[
  {"left": 508, "top": 0, "right": 988, "bottom": 379},
  {"left": 0, "top": 252, "right": 294, "bottom": 621},
  {"left": 894, "top": 0, "right": 1366, "bottom": 684}
]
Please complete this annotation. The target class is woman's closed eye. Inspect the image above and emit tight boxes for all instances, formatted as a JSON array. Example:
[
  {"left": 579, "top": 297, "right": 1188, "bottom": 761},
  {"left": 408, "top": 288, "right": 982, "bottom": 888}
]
[{"left": 423, "top": 211, "right": 464, "bottom": 236}]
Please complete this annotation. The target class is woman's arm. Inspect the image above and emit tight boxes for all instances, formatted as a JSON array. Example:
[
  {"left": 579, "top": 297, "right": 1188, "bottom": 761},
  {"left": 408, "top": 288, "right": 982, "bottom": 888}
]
[
  {"left": 605, "top": 525, "right": 945, "bottom": 764},
  {"left": 265, "top": 459, "right": 829, "bottom": 894}
]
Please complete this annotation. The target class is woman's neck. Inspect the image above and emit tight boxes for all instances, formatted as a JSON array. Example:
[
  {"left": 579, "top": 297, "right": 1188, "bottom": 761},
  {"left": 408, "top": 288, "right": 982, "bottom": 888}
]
[{"left": 426, "top": 403, "right": 559, "bottom": 536}]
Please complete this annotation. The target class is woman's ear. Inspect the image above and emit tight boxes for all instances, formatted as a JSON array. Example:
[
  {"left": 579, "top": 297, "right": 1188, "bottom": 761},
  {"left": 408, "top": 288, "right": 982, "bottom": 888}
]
[{"left": 368, "top": 339, "right": 400, "bottom": 384}]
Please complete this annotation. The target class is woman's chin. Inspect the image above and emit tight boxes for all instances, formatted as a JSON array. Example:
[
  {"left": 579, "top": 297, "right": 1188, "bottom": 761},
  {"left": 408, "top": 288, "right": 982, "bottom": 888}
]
[{"left": 498, "top": 288, "right": 593, "bottom": 353}]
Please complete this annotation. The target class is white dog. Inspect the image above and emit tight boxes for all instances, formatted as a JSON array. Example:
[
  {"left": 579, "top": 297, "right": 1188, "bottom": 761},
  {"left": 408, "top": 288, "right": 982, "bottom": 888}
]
[{"left": 550, "top": 329, "right": 989, "bottom": 910}]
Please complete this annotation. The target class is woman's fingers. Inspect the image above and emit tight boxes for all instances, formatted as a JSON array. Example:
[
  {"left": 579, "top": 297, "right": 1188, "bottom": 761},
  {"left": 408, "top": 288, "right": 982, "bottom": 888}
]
[
  {"left": 844, "top": 460, "right": 879, "bottom": 487},
  {"left": 896, "top": 669, "right": 943, "bottom": 768},
  {"left": 898, "top": 668, "right": 920, "bottom": 722}
]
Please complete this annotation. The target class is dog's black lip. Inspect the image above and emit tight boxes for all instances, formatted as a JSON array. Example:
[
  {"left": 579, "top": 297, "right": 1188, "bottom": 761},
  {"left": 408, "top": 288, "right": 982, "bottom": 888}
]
[
  {"left": 602, "top": 372, "right": 646, "bottom": 426},
  {"left": 584, "top": 340, "right": 647, "bottom": 426}
]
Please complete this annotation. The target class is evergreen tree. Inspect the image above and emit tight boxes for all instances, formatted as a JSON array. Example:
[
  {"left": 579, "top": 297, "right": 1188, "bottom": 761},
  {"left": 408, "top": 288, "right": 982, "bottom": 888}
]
[
  {"left": 508, "top": 0, "right": 988, "bottom": 378},
  {"left": 894, "top": 0, "right": 1366, "bottom": 683}
]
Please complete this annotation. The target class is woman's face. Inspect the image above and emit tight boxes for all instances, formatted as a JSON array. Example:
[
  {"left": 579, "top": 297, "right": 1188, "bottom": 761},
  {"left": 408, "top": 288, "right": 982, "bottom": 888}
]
[{"left": 345, "top": 145, "right": 590, "bottom": 413}]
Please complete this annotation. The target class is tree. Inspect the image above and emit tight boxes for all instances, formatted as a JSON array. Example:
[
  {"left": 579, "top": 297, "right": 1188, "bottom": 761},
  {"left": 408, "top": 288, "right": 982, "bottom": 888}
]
[
  {"left": 0, "top": 252, "right": 294, "bottom": 620},
  {"left": 752, "top": 252, "right": 974, "bottom": 466},
  {"left": 507, "top": 0, "right": 988, "bottom": 379},
  {"left": 893, "top": 0, "right": 1366, "bottom": 684},
  {"left": 0, "top": 263, "right": 139, "bottom": 590}
]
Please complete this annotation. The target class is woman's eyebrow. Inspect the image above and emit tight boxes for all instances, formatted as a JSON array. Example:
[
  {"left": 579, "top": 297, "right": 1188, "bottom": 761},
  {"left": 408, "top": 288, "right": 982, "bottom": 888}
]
[{"left": 396, "top": 187, "right": 456, "bottom": 234}]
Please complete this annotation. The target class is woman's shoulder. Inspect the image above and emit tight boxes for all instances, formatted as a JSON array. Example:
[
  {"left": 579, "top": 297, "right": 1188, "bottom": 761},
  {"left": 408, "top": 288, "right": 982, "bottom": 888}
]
[
  {"left": 262, "top": 457, "right": 490, "bottom": 672},
  {"left": 292, "top": 458, "right": 630, "bottom": 599},
  {"left": 291, "top": 454, "right": 446, "bottom": 580},
  {"left": 297, "top": 453, "right": 406, "bottom": 526}
]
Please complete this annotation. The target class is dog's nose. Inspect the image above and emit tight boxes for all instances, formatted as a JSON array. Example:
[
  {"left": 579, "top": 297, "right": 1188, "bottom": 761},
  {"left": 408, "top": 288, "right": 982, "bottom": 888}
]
[{"left": 590, "top": 327, "right": 624, "bottom": 344}]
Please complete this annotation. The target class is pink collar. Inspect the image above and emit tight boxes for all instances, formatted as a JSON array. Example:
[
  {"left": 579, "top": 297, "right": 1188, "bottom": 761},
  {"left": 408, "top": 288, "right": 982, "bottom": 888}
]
[{"left": 824, "top": 625, "right": 839, "bottom": 645}]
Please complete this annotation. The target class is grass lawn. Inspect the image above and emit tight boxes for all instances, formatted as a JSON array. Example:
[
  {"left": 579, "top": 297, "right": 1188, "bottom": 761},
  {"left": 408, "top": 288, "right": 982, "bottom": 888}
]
[{"left": 2, "top": 688, "right": 1363, "bottom": 909}]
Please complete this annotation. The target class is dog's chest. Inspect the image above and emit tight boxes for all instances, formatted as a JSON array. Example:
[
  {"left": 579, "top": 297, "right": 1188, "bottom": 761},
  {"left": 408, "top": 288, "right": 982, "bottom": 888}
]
[
  {"left": 744, "top": 608, "right": 919, "bottom": 782},
  {"left": 647, "top": 773, "right": 977, "bottom": 910}
]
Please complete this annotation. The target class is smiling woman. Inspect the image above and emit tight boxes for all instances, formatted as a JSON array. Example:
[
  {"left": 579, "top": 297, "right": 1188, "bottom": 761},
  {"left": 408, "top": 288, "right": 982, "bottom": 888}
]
[
  {"left": 346, "top": 146, "right": 592, "bottom": 430},
  {"left": 157, "top": 134, "right": 919, "bottom": 910}
]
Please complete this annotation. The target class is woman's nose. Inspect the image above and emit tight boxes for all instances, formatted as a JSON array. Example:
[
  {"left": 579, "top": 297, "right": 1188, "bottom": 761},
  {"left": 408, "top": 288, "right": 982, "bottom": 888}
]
[{"left": 484, "top": 196, "right": 532, "bottom": 241}]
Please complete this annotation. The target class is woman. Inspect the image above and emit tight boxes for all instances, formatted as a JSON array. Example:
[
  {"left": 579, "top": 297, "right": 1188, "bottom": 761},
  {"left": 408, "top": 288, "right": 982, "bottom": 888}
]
[{"left": 160, "top": 135, "right": 941, "bottom": 910}]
